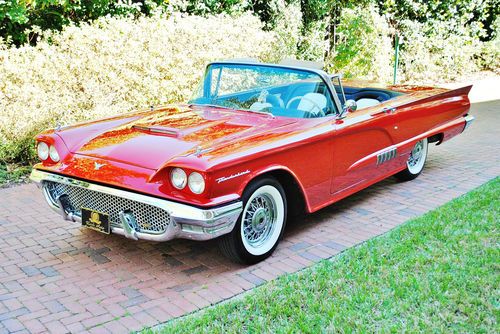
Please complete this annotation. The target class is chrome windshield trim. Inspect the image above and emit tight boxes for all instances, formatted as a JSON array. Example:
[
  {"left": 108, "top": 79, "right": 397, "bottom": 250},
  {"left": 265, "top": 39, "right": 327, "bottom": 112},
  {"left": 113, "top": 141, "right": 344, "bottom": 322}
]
[{"left": 196, "top": 61, "right": 343, "bottom": 117}]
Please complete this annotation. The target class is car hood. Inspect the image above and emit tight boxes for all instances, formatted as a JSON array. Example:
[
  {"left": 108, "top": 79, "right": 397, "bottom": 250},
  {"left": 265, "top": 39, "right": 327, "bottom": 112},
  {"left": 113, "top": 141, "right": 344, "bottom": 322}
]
[{"left": 56, "top": 104, "right": 297, "bottom": 170}]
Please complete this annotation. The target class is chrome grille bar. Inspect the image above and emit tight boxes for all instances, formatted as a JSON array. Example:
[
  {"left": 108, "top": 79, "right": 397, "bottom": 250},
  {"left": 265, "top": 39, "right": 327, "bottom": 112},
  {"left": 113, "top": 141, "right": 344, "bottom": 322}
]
[
  {"left": 31, "top": 169, "right": 243, "bottom": 242},
  {"left": 43, "top": 180, "right": 171, "bottom": 234}
]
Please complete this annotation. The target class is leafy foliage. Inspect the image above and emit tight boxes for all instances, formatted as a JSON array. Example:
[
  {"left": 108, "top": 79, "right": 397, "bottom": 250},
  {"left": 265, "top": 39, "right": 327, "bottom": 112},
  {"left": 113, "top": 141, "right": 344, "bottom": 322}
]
[
  {"left": 0, "top": 0, "right": 167, "bottom": 45},
  {"left": 170, "top": 0, "right": 247, "bottom": 16},
  {"left": 0, "top": 163, "right": 30, "bottom": 187},
  {"left": 477, "top": 35, "right": 500, "bottom": 73},
  {"left": 1, "top": 0, "right": 498, "bottom": 58},
  {"left": 296, "top": 0, "right": 499, "bottom": 82},
  {"left": 0, "top": 0, "right": 498, "bottom": 165},
  {"left": 326, "top": 4, "right": 393, "bottom": 81},
  {"left": 377, "top": 0, "right": 499, "bottom": 40},
  {"left": 0, "top": 12, "right": 290, "bottom": 164},
  {"left": 172, "top": 0, "right": 300, "bottom": 30},
  {"left": 398, "top": 19, "right": 482, "bottom": 82}
]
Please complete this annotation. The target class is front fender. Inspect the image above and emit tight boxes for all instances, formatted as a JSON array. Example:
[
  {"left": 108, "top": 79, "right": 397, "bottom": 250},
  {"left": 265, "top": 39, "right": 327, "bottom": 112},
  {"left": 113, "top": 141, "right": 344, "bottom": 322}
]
[
  {"left": 236, "top": 164, "right": 305, "bottom": 196},
  {"left": 210, "top": 162, "right": 310, "bottom": 211}
]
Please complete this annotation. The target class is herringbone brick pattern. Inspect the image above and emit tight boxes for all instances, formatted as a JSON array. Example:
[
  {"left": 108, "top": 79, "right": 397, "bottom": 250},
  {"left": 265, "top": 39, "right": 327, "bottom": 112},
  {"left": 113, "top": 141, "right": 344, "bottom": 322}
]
[{"left": 0, "top": 101, "right": 498, "bottom": 333}]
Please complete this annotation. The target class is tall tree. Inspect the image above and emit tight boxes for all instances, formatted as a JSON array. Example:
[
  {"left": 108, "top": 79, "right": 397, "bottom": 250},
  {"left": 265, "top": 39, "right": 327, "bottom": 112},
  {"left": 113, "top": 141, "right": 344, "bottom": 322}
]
[
  {"left": 376, "top": 0, "right": 499, "bottom": 40},
  {"left": 324, "top": 0, "right": 371, "bottom": 58}
]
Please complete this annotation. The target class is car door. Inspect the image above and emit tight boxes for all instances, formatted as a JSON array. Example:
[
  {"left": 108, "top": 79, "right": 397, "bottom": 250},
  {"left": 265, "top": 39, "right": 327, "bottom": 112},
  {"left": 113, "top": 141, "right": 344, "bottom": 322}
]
[{"left": 329, "top": 104, "right": 400, "bottom": 196}]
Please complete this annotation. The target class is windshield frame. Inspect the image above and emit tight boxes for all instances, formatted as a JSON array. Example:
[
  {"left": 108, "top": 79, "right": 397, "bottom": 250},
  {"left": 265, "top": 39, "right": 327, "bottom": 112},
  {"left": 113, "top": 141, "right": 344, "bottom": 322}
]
[{"left": 190, "top": 61, "right": 344, "bottom": 118}]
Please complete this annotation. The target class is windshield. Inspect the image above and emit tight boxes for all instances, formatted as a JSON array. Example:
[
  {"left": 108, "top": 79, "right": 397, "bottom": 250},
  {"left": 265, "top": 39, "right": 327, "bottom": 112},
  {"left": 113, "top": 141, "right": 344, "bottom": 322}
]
[{"left": 189, "top": 63, "right": 338, "bottom": 118}]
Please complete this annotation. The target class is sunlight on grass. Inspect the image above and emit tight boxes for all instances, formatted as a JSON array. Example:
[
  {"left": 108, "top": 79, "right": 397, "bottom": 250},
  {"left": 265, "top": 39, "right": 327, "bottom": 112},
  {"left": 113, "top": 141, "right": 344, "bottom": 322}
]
[{"left": 149, "top": 177, "right": 499, "bottom": 333}]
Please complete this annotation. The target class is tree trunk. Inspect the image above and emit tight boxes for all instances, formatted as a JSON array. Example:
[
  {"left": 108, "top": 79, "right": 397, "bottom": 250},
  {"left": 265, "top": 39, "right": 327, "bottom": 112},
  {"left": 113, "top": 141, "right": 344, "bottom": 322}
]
[{"left": 325, "top": 4, "right": 341, "bottom": 60}]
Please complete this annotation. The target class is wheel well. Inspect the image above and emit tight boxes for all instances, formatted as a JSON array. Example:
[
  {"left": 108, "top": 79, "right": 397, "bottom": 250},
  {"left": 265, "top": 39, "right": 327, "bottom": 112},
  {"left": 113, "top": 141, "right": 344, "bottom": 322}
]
[
  {"left": 428, "top": 133, "right": 444, "bottom": 145},
  {"left": 253, "top": 169, "right": 307, "bottom": 217}
]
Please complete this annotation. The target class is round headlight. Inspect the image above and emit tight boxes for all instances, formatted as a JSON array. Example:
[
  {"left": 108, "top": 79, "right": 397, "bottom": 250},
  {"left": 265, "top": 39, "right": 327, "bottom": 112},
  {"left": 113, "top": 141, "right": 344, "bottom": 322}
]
[
  {"left": 171, "top": 168, "right": 187, "bottom": 189},
  {"left": 188, "top": 172, "right": 205, "bottom": 194},
  {"left": 49, "top": 145, "right": 60, "bottom": 162},
  {"left": 37, "top": 142, "right": 49, "bottom": 160}
]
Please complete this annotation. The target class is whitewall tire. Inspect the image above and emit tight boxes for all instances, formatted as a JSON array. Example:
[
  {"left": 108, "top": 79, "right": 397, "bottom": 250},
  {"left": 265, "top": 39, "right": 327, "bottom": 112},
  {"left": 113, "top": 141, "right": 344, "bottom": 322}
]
[
  {"left": 395, "top": 138, "right": 429, "bottom": 181},
  {"left": 219, "top": 177, "right": 287, "bottom": 264}
]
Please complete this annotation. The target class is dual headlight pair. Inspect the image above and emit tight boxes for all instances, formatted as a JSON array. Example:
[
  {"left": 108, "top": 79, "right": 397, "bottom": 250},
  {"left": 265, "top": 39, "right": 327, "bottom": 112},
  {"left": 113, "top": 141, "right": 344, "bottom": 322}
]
[
  {"left": 38, "top": 142, "right": 204, "bottom": 194},
  {"left": 37, "top": 142, "right": 60, "bottom": 162},
  {"left": 171, "top": 168, "right": 205, "bottom": 194}
]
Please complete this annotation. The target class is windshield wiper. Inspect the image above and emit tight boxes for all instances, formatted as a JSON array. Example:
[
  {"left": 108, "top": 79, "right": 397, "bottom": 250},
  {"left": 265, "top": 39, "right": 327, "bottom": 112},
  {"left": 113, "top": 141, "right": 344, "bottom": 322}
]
[
  {"left": 242, "top": 108, "right": 274, "bottom": 117},
  {"left": 189, "top": 103, "right": 233, "bottom": 110},
  {"left": 190, "top": 103, "right": 274, "bottom": 117}
]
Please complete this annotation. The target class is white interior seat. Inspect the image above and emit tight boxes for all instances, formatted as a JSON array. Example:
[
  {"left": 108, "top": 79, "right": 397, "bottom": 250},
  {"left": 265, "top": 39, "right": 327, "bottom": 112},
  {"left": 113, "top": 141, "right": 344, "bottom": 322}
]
[
  {"left": 356, "top": 98, "right": 380, "bottom": 109},
  {"left": 297, "top": 93, "right": 327, "bottom": 115}
]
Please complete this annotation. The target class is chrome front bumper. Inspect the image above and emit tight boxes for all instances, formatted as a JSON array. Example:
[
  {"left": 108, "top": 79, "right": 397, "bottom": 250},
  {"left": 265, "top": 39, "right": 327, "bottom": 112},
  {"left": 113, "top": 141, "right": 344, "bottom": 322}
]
[{"left": 30, "top": 169, "right": 242, "bottom": 242}]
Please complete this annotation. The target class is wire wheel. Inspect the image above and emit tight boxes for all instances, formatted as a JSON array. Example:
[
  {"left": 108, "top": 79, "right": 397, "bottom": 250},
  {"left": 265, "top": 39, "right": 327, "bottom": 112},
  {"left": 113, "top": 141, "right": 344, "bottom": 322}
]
[
  {"left": 240, "top": 185, "right": 285, "bottom": 256},
  {"left": 242, "top": 194, "right": 276, "bottom": 248},
  {"left": 407, "top": 138, "right": 428, "bottom": 174}
]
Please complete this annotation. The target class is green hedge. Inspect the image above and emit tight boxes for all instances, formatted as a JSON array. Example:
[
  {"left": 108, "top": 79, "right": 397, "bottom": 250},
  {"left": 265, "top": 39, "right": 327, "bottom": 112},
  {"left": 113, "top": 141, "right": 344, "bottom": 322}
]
[
  {"left": 1, "top": 0, "right": 166, "bottom": 45},
  {"left": 4, "top": 1, "right": 497, "bottom": 47}
]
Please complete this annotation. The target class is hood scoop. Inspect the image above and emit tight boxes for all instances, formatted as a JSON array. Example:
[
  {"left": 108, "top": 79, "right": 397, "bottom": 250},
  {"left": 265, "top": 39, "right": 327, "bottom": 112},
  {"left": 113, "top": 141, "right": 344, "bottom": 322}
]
[
  {"left": 131, "top": 118, "right": 234, "bottom": 139},
  {"left": 132, "top": 125, "right": 179, "bottom": 137}
]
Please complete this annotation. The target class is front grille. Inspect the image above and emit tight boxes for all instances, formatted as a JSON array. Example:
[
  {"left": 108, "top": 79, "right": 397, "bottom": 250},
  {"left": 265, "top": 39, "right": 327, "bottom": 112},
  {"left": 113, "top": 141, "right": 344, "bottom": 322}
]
[{"left": 43, "top": 180, "right": 171, "bottom": 234}]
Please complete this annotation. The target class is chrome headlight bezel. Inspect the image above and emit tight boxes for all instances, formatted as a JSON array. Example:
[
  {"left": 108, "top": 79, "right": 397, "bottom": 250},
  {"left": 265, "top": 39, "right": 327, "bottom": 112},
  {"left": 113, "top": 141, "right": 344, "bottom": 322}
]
[
  {"left": 49, "top": 145, "right": 60, "bottom": 162},
  {"left": 37, "top": 142, "right": 49, "bottom": 160},
  {"left": 188, "top": 172, "right": 205, "bottom": 194},
  {"left": 170, "top": 168, "right": 187, "bottom": 189}
]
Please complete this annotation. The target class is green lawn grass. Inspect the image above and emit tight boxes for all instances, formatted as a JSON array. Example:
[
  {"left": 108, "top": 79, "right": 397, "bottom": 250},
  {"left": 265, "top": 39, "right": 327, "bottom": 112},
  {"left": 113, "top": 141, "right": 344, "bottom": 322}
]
[{"left": 149, "top": 177, "right": 499, "bottom": 333}]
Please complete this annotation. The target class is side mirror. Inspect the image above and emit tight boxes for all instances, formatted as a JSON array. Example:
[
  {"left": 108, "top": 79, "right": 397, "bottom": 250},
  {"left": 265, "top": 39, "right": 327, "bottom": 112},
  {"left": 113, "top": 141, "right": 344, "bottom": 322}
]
[
  {"left": 344, "top": 99, "right": 357, "bottom": 113},
  {"left": 338, "top": 99, "right": 357, "bottom": 119}
]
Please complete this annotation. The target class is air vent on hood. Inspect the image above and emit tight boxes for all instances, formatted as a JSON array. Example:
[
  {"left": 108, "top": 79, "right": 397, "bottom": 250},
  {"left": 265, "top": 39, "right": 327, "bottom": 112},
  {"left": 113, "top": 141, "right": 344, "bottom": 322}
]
[{"left": 132, "top": 125, "right": 179, "bottom": 137}]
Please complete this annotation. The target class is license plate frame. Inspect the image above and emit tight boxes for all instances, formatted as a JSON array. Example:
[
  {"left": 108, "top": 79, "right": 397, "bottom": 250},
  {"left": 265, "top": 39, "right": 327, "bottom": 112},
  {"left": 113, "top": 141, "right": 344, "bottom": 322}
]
[{"left": 81, "top": 207, "right": 110, "bottom": 234}]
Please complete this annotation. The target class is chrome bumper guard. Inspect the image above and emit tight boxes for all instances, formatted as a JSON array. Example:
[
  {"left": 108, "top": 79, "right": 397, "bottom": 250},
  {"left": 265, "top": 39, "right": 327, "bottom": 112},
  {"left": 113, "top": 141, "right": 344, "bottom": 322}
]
[
  {"left": 463, "top": 114, "right": 475, "bottom": 131},
  {"left": 30, "top": 169, "right": 242, "bottom": 242}
]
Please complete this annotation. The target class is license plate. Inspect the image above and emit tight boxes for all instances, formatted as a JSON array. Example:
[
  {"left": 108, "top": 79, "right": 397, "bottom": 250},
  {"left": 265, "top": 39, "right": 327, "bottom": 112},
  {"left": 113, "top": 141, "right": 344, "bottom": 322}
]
[{"left": 81, "top": 208, "right": 110, "bottom": 234}]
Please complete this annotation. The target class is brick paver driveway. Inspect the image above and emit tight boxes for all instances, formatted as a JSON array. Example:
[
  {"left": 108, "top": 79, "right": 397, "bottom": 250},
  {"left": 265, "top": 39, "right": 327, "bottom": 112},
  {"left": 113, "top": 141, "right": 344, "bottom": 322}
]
[{"left": 1, "top": 101, "right": 499, "bottom": 333}]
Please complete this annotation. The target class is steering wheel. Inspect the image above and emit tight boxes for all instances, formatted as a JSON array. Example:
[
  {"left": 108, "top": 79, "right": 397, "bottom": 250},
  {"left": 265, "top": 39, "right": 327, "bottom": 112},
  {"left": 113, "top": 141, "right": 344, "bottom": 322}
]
[
  {"left": 248, "top": 90, "right": 283, "bottom": 108},
  {"left": 286, "top": 96, "right": 323, "bottom": 114}
]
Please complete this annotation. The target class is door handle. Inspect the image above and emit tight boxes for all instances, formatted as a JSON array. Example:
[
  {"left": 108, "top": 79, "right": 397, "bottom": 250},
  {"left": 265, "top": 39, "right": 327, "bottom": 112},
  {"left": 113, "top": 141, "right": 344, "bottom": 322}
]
[{"left": 371, "top": 107, "right": 396, "bottom": 116}]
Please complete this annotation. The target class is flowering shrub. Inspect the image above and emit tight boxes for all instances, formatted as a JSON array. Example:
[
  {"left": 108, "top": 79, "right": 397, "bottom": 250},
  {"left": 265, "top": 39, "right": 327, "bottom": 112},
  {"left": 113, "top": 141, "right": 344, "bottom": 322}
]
[
  {"left": 325, "top": 5, "right": 393, "bottom": 82},
  {"left": 476, "top": 36, "right": 500, "bottom": 75},
  {"left": 479, "top": 17, "right": 500, "bottom": 74},
  {"left": 0, "top": 12, "right": 285, "bottom": 164},
  {"left": 398, "top": 20, "right": 482, "bottom": 83},
  {"left": 298, "top": 19, "right": 328, "bottom": 62},
  {"left": 270, "top": 1, "right": 303, "bottom": 63},
  {"left": 0, "top": 0, "right": 168, "bottom": 45},
  {"left": 321, "top": 5, "right": 496, "bottom": 84},
  {"left": 0, "top": 5, "right": 497, "bottom": 166}
]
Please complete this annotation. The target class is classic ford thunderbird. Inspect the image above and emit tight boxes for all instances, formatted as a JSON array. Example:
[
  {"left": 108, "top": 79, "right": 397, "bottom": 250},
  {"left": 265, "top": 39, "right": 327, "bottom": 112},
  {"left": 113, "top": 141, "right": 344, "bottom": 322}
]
[{"left": 30, "top": 60, "right": 474, "bottom": 263}]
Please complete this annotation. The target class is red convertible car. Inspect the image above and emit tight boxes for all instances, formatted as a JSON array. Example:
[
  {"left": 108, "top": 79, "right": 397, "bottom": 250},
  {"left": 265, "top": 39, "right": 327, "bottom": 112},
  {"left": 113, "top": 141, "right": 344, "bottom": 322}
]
[{"left": 30, "top": 60, "right": 474, "bottom": 263}]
